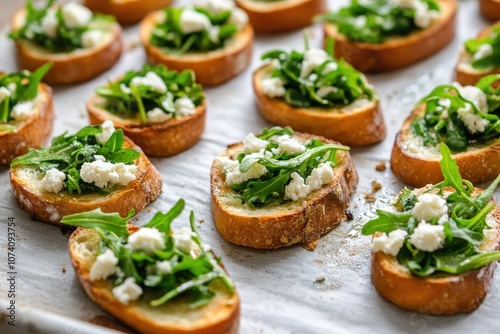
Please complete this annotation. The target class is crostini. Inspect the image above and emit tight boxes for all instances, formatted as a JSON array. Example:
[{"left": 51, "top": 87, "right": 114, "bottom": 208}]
[
  {"left": 84, "top": 0, "right": 173, "bottom": 25},
  {"left": 364, "top": 143, "right": 500, "bottom": 315},
  {"left": 235, "top": 0, "right": 326, "bottom": 33},
  {"left": 87, "top": 64, "right": 206, "bottom": 157},
  {"left": 319, "top": 0, "right": 457, "bottom": 72},
  {"left": 479, "top": 0, "right": 500, "bottom": 21},
  {"left": 140, "top": 0, "right": 253, "bottom": 86},
  {"left": 62, "top": 199, "right": 239, "bottom": 334},
  {"left": 454, "top": 23, "right": 500, "bottom": 86},
  {"left": 9, "top": 0, "right": 123, "bottom": 84},
  {"left": 0, "top": 63, "right": 53, "bottom": 165},
  {"left": 10, "top": 121, "right": 162, "bottom": 225},
  {"left": 211, "top": 126, "right": 359, "bottom": 250},
  {"left": 253, "top": 43, "right": 385, "bottom": 146},
  {"left": 391, "top": 75, "right": 500, "bottom": 187}
]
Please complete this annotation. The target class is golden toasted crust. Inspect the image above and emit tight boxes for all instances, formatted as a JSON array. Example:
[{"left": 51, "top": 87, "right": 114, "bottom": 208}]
[
  {"left": 323, "top": 0, "right": 457, "bottom": 73},
  {"left": 371, "top": 189, "right": 500, "bottom": 315},
  {"left": 84, "top": 0, "right": 174, "bottom": 25},
  {"left": 210, "top": 132, "right": 359, "bottom": 250},
  {"left": 253, "top": 65, "right": 386, "bottom": 147},
  {"left": 87, "top": 94, "right": 206, "bottom": 157},
  {"left": 10, "top": 138, "right": 162, "bottom": 225},
  {"left": 0, "top": 84, "right": 53, "bottom": 165},
  {"left": 235, "top": 0, "right": 326, "bottom": 33},
  {"left": 11, "top": 7, "right": 123, "bottom": 85},
  {"left": 140, "top": 11, "right": 253, "bottom": 86},
  {"left": 69, "top": 226, "right": 240, "bottom": 334},
  {"left": 479, "top": 0, "right": 500, "bottom": 21},
  {"left": 390, "top": 105, "right": 500, "bottom": 187}
]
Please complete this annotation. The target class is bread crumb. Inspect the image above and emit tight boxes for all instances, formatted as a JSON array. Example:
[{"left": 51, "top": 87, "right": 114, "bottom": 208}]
[
  {"left": 315, "top": 274, "right": 326, "bottom": 283},
  {"left": 345, "top": 210, "right": 353, "bottom": 221},
  {"left": 365, "top": 194, "right": 376, "bottom": 202},
  {"left": 371, "top": 180, "right": 382, "bottom": 193},
  {"left": 375, "top": 162, "right": 386, "bottom": 171},
  {"left": 61, "top": 265, "right": 66, "bottom": 273},
  {"left": 198, "top": 218, "right": 205, "bottom": 223}
]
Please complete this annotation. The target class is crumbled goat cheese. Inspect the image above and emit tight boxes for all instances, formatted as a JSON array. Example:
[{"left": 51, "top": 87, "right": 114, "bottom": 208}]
[
  {"left": 41, "top": 11, "right": 58, "bottom": 38},
  {"left": 473, "top": 43, "right": 493, "bottom": 61},
  {"left": 321, "top": 61, "right": 338, "bottom": 75},
  {"left": 208, "top": 26, "right": 220, "bottom": 43},
  {"left": 0, "top": 87, "right": 11, "bottom": 103},
  {"left": 300, "top": 48, "right": 330, "bottom": 78},
  {"left": 457, "top": 104, "right": 490, "bottom": 134},
  {"left": 243, "top": 133, "right": 269, "bottom": 153},
  {"left": 95, "top": 120, "right": 115, "bottom": 145},
  {"left": 7, "top": 83, "right": 16, "bottom": 95},
  {"left": 392, "top": 0, "right": 439, "bottom": 29},
  {"left": 112, "top": 277, "right": 143, "bottom": 305},
  {"left": 120, "top": 84, "right": 131, "bottom": 94},
  {"left": 174, "top": 96, "right": 196, "bottom": 116},
  {"left": 11, "top": 101, "right": 35, "bottom": 121},
  {"left": 80, "top": 160, "right": 119, "bottom": 187},
  {"left": 454, "top": 83, "right": 488, "bottom": 112},
  {"left": 371, "top": 229, "right": 408, "bottom": 256},
  {"left": 316, "top": 86, "right": 338, "bottom": 98},
  {"left": 61, "top": 3, "right": 93, "bottom": 29},
  {"left": 200, "top": 0, "right": 234, "bottom": 15},
  {"left": 128, "top": 227, "right": 165, "bottom": 254},
  {"left": 147, "top": 107, "right": 172, "bottom": 124},
  {"left": 179, "top": 9, "right": 212, "bottom": 34},
  {"left": 215, "top": 156, "right": 240, "bottom": 172},
  {"left": 271, "top": 135, "right": 306, "bottom": 155},
  {"left": 285, "top": 172, "right": 310, "bottom": 201},
  {"left": 156, "top": 260, "right": 173, "bottom": 275},
  {"left": 174, "top": 227, "right": 197, "bottom": 253},
  {"left": 114, "top": 163, "right": 139, "bottom": 186},
  {"left": 225, "top": 161, "right": 267, "bottom": 186},
  {"left": 228, "top": 8, "right": 249, "bottom": 30},
  {"left": 413, "top": 193, "right": 448, "bottom": 221},
  {"left": 305, "top": 163, "right": 334, "bottom": 191},
  {"left": 410, "top": 220, "right": 445, "bottom": 252},
  {"left": 40, "top": 168, "right": 66, "bottom": 193},
  {"left": 130, "top": 71, "right": 167, "bottom": 94},
  {"left": 89, "top": 249, "right": 118, "bottom": 281},
  {"left": 81, "top": 30, "right": 103, "bottom": 49},
  {"left": 261, "top": 77, "right": 286, "bottom": 98},
  {"left": 94, "top": 155, "right": 105, "bottom": 161}
]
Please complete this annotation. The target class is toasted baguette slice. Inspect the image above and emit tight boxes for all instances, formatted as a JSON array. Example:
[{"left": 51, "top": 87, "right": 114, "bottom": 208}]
[
  {"left": 253, "top": 65, "right": 386, "bottom": 146},
  {"left": 371, "top": 188, "right": 500, "bottom": 315},
  {"left": 69, "top": 225, "right": 240, "bottom": 334},
  {"left": 211, "top": 132, "right": 359, "bottom": 250},
  {"left": 84, "top": 0, "right": 174, "bottom": 25},
  {"left": 235, "top": 0, "right": 326, "bottom": 33},
  {"left": 479, "top": 0, "right": 500, "bottom": 21},
  {"left": 390, "top": 105, "right": 500, "bottom": 187},
  {"left": 0, "top": 84, "right": 53, "bottom": 165},
  {"left": 11, "top": 7, "right": 123, "bottom": 85},
  {"left": 87, "top": 95, "right": 206, "bottom": 157},
  {"left": 323, "top": 0, "right": 457, "bottom": 73},
  {"left": 10, "top": 138, "right": 162, "bottom": 225},
  {"left": 454, "top": 23, "right": 500, "bottom": 86},
  {"left": 140, "top": 11, "right": 253, "bottom": 86}
]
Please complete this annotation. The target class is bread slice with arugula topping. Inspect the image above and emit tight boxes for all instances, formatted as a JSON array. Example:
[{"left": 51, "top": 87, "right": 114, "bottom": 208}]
[
  {"left": 211, "top": 126, "right": 358, "bottom": 250},
  {"left": 454, "top": 23, "right": 500, "bottom": 86},
  {"left": 10, "top": 121, "right": 162, "bottom": 224},
  {"left": 9, "top": 1, "right": 123, "bottom": 84},
  {"left": 320, "top": 0, "right": 457, "bottom": 72},
  {"left": 87, "top": 64, "right": 206, "bottom": 157},
  {"left": 63, "top": 199, "right": 239, "bottom": 334},
  {"left": 0, "top": 64, "right": 53, "bottom": 164},
  {"left": 364, "top": 143, "right": 500, "bottom": 315},
  {"left": 84, "top": 0, "right": 174, "bottom": 25},
  {"left": 140, "top": 1, "right": 253, "bottom": 86},
  {"left": 234, "top": 0, "right": 326, "bottom": 33},
  {"left": 253, "top": 43, "right": 385, "bottom": 146},
  {"left": 479, "top": 0, "right": 500, "bottom": 21},
  {"left": 391, "top": 75, "right": 500, "bottom": 187}
]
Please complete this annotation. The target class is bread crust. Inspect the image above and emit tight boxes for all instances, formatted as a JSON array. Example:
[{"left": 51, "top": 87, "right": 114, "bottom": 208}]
[
  {"left": 140, "top": 10, "right": 253, "bottom": 86},
  {"left": 253, "top": 65, "right": 386, "bottom": 146},
  {"left": 390, "top": 105, "right": 500, "bottom": 187},
  {"left": 87, "top": 94, "right": 206, "bottom": 157},
  {"left": 371, "top": 188, "right": 500, "bottom": 315},
  {"left": 323, "top": 0, "right": 457, "bottom": 73},
  {"left": 84, "top": 0, "right": 174, "bottom": 25},
  {"left": 210, "top": 132, "right": 359, "bottom": 250},
  {"left": 479, "top": 0, "right": 500, "bottom": 21},
  {"left": 69, "top": 226, "right": 240, "bottom": 334},
  {"left": 10, "top": 138, "right": 162, "bottom": 225},
  {"left": 0, "top": 84, "right": 53, "bottom": 165},
  {"left": 235, "top": 0, "right": 326, "bottom": 33},
  {"left": 11, "top": 7, "right": 123, "bottom": 85}
]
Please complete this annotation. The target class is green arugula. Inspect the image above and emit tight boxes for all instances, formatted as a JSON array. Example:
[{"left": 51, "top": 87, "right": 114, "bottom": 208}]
[
  {"left": 318, "top": 0, "right": 440, "bottom": 43},
  {"left": 362, "top": 143, "right": 500, "bottom": 277},
  {"left": 60, "top": 199, "right": 235, "bottom": 308},
  {"left": 465, "top": 26, "right": 500, "bottom": 70}
]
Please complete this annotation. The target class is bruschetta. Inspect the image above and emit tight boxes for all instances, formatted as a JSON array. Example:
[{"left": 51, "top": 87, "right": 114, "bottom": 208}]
[
  {"left": 140, "top": 1, "right": 253, "bottom": 86},
  {"left": 211, "top": 126, "right": 359, "bottom": 250},
  {"left": 479, "top": 0, "right": 500, "bottom": 21},
  {"left": 235, "top": 0, "right": 326, "bottom": 33},
  {"left": 9, "top": 1, "right": 123, "bottom": 84},
  {"left": 0, "top": 64, "right": 53, "bottom": 164},
  {"left": 84, "top": 0, "right": 173, "bottom": 25},
  {"left": 253, "top": 44, "right": 385, "bottom": 146},
  {"left": 320, "top": 0, "right": 457, "bottom": 72},
  {"left": 87, "top": 64, "right": 206, "bottom": 157},
  {"left": 364, "top": 143, "right": 500, "bottom": 315},
  {"left": 391, "top": 76, "right": 500, "bottom": 187},
  {"left": 10, "top": 121, "right": 162, "bottom": 225},
  {"left": 62, "top": 199, "right": 239, "bottom": 334}
]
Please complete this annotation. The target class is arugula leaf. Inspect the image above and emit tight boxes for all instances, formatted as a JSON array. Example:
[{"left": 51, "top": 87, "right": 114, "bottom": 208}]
[
  {"left": 361, "top": 210, "right": 413, "bottom": 235},
  {"left": 144, "top": 199, "right": 185, "bottom": 233},
  {"left": 60, "top": 209, "right": 133, "bottom": 237},
  {"left": 465, "top": 27, "right": 500, "bottom": 69}
]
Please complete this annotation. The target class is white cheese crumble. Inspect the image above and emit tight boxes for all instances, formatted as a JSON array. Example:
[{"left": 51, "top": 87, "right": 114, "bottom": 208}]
[
  {"left": 410, "top": 221, "right": 445, "bottom": 252},
  {"left": 130, "top": 71, "right": 167, "bottom": 94},
  {"left": 61, "top": 3, "right": 93, "bottom": 29},
  {"left": 80, "top": 160, "right": 138, "bottom": 188},
  {"left": 199, "top": 0, "right": 234, "bottom": 15},
  {"left": 173, "top": 227, "right": 197, "bottom": 253},
  {"left": 114, "top": 163, "right": 139, "bottom": 186},
  {"left": 40, "top": 168, "right": 66, "bottom": 193},
  {"left": 146, "top": 107, "right": 172, "bottom": 124},
  {"left": 316, "top": 86, "right": 338, "bottom": 98},
  {"left": 473, "top": 43, "right": 493, "bottom": 61},
  {"left": 41, "top": 11, "right": 58, "bottom": 38},
  {"left": 228, "top": 8, "right": 249, "bottom": 30},
  {"left": 321, "top": 61, "right": 338, "bottom": 75},
  {"left": 392, "top": 0, "right": 439, "bottom": 29},
  {"left": 128, "top": 227, "right": 165, "bottom": 255},
  {"left": 413, "top": 193, "right": 448, "bottom": 221},
  {"left": 89, "top": 249, "right": 118, "bottom": 281},
  {"left": 81, "top": 30, "right": 103, "bottom": 49},
  {"left": 11, "top": 101, "right": 35, "bottom": 121},
  {"left": 156, "top": 260, "right": 173, "bottom": 275},
  {"left": 0, "top": 86, "right": 11, "bottom": 103},
  {"left": 284, "top": 163, "right": 334, "bottom": 201},
  {"left": 225, "top": 161, "right": 267, "bottom": 186},
  {"left": 112, "top": 277, "right": 143, "bottom": 305},
  {"left": 271, "top": 135, "right": 306, "bottom": 155},
  {"left": 454, "top": 83, "right": 488, "bottom": 112},
  {"left": 300, "top": 48, "right": 329, "bottom": 78},
  {"left": 174, "top": 96, "right": 196, "bottom": 116},
  {"left": 371, "top": 229, "right": 408, "bottom": 256},
  {"left": 120, "top": 84, "right": 131, "bottom": 95},
  {"left": 179, "top": 9, "right": 212, "bottom": 34},
  {"left": 261, "top": 77, "right": 286, "bottom": 98},
  {"left": 243, "top": 133, "right": 269, "bottom": 153},
  {"left": 457, "top": 104, "right": 490, "bottom": 134},
  {"left": 208, "top": 26, "right": 220, "bottom": 43},
  {"left": 284, "top": 172, "right": 310, "bottom": 201},
  {"left": 95, "top": 120, "right": 115, "bottom": 145}
]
